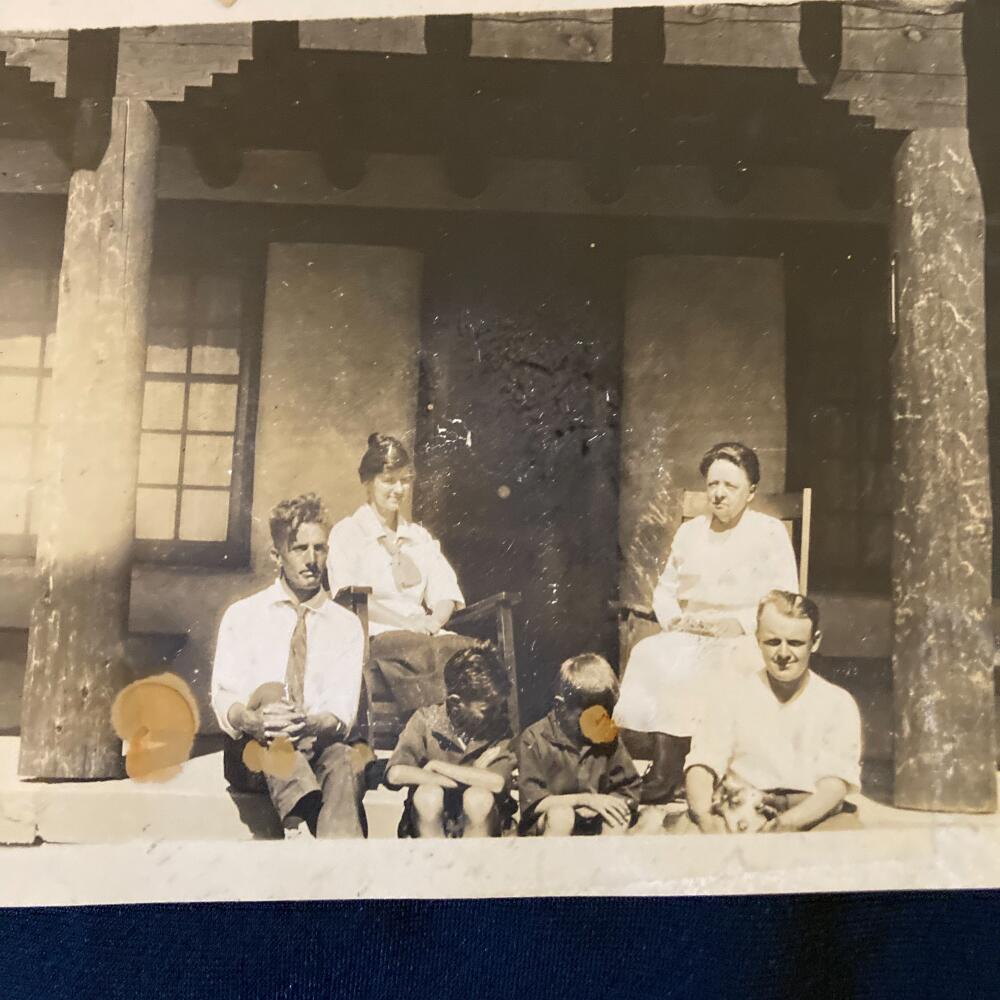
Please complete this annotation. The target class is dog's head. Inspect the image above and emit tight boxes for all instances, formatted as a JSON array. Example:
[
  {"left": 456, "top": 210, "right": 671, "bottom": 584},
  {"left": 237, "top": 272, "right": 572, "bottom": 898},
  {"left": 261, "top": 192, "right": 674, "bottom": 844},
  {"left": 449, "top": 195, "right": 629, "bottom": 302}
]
[{"left": 712, "top": 777, "right": 775, "bottom": 834}]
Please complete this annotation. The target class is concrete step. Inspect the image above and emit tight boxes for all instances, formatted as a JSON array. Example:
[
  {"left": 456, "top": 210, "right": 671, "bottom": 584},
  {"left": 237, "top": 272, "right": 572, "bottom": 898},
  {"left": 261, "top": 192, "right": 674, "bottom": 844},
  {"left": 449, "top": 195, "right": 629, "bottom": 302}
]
[
  {"left": 4, "top": 737, "right": 998, "bottom": 845},
  {"left": 0, "top": 738, "right": 407, "bottom": 844}
]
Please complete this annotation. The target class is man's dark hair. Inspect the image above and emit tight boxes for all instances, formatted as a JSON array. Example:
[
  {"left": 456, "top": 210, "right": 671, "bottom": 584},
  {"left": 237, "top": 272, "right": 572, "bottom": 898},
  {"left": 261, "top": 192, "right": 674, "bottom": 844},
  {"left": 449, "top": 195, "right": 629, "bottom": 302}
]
[{"left": 269, "top": 493, "right": 330, "bottom": 550}]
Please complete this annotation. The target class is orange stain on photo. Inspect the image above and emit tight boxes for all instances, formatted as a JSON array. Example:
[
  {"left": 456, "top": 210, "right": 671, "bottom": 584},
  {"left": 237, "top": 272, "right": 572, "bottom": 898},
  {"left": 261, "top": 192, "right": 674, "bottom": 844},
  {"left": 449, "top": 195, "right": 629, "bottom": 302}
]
[
  {"left": 579, "top": 704, "right": 618, "bottom": 745},
  {"left": 242, "top": 735, "right": 298, "bottom": 779},
  {"left": 110, "top": 672, "right": 200, "bottom": 782}
]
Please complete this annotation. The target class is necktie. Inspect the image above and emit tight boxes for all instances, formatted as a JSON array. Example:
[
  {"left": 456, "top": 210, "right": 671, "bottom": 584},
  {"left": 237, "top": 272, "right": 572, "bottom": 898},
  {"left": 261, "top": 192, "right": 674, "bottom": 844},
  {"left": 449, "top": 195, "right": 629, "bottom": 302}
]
[
  {"left": 377, "top": 535, "right": 423, "bottom": 591},
  {"left": 284, "top": 604, "right": 309, "bottom": 709}
]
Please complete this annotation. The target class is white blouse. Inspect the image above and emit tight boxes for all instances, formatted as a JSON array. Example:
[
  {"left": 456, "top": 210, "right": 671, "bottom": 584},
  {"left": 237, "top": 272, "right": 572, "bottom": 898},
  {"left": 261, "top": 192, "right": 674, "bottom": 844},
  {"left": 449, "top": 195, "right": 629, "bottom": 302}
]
[
  {"left": 651, "top": 509, "right": 800, "bottom": 635},
  {"left": 327, "top": 504, "right": 465, "bottom": 636}
]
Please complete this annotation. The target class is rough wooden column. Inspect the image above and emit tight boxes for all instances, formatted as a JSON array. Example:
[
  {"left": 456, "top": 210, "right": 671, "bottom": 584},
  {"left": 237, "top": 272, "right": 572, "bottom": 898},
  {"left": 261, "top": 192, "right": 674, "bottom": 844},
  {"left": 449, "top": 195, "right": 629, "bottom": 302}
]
[
  {"left": 891, "top": 126, "right": 996, "bottom": 813},
  {"left": 19, "top": 93, "right": 159, "bottom": 779}
]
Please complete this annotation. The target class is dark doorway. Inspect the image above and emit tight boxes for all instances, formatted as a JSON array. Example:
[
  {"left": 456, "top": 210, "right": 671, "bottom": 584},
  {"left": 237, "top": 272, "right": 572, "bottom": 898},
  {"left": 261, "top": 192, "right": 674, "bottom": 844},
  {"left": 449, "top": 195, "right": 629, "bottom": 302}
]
[{"left": 415, "top": 219, "right": 623, "bottom": 725}]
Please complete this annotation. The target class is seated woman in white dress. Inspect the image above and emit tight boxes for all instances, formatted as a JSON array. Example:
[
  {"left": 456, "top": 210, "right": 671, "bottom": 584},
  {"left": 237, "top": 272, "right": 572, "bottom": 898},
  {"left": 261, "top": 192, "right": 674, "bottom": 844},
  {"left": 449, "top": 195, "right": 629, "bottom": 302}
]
[
  {"left": 613, "top": 442, "right": 799, "bottom": 803},
  {"left": 327, "top": 434, "right": 479, "bottom": 715}
]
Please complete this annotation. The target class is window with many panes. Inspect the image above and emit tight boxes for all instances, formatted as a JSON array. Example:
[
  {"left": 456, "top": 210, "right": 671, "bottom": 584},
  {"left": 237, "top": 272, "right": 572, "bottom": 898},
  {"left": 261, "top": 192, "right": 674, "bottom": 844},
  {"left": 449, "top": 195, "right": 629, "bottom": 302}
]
[
  {"left": 0, "top": 261, "right": 259, "bottom": 566},
  {"left": 0, "top": 267, "right": 57, "bottom": 555},
  {"left": 136, "top": 268, "right": 257, "bottom": 565}
]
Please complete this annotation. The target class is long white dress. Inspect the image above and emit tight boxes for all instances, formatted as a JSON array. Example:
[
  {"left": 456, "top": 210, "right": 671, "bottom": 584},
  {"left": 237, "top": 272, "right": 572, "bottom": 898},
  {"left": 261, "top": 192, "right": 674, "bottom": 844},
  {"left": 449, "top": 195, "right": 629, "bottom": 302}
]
[{"left": 613, "top": 508, "right": 799, "bottom": 738}]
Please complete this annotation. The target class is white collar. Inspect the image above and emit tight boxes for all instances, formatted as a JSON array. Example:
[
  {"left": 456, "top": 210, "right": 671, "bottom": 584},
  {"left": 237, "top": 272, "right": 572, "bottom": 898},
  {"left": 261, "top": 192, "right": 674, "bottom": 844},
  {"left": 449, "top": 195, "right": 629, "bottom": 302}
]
[
  {"left": 355, "top": 503, "right": 418, "bottom": 542},
  {"left": 754, "top": 668, "right": 814, "bottom": 708},
  {"left": 266, "top": 576, "right": 330, "bottom": 611}
]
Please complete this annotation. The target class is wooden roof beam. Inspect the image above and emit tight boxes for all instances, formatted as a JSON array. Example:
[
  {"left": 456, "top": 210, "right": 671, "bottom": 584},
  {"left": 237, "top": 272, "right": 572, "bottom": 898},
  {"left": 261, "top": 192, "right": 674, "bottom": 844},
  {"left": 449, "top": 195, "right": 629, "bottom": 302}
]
[
  {"left": 425, "top": 15, "right": 489, "bottom": 199},
  {"left": 580, "top": 8, "right": 663, "bottom": 205}
]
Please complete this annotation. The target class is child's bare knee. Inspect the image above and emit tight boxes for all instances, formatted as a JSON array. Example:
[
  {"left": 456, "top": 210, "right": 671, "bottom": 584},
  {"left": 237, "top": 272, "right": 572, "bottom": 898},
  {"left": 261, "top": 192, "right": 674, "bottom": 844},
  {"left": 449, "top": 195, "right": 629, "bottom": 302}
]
[
  {"left": 412, "top": 784, "right": 445, "bottom": 818},
  {"left": 462, "top": 786, "right": 496, "bottom": 824},
  {"left": 542, "top": 805, "right": 576, "bottom": 836}
]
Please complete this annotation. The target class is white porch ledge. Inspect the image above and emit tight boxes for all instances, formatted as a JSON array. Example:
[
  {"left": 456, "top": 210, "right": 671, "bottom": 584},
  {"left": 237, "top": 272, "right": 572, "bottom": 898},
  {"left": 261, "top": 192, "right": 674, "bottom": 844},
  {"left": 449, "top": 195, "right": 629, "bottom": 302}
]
[{"left": 2, "top": 736, "right": 996, "bottom": 849}]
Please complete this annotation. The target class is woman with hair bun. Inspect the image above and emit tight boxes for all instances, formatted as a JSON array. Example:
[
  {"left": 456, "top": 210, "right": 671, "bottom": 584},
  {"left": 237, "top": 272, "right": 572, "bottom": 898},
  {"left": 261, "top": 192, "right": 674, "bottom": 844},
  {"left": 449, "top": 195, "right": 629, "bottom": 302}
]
[
  {"left": 614, "top": 441, "right": 800, "bottom": 804},
  {"left": 326, "top": 434, "right": 478, "bottom": 714}
]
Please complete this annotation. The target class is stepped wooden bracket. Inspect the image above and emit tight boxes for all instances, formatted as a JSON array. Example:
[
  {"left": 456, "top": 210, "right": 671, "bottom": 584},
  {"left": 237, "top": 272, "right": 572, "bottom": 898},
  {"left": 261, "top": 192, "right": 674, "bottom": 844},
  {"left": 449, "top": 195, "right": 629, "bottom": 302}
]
[
  {"left": 0, "top": 49, "right": 69, "bottom": 166},
  {"left": 182, "top": 21, "right": 302, "bottom": 189}
]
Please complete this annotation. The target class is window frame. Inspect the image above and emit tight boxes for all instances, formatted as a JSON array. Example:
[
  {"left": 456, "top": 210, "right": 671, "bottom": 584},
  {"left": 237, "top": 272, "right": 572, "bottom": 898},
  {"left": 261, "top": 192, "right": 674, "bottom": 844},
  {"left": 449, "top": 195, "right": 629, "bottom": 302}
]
[
  {"left": 0, "top": 272, "right": 58, "bottom": 559},
  {"left": 0, "top": 252, "right": 264, "bottom": 569},
  {"left": 133, "top": 256, "right": 264, "bottom": 569}
]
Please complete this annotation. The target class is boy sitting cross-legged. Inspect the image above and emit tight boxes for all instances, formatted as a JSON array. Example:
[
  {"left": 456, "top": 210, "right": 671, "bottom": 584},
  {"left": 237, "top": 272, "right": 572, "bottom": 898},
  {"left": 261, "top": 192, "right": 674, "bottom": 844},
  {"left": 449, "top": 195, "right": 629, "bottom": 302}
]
[
  {"left": 517, "top": 653, "right": 641, "bottom": 836},
  {"left": 385, "top": 642, "right": 517, "bottom": 838}
]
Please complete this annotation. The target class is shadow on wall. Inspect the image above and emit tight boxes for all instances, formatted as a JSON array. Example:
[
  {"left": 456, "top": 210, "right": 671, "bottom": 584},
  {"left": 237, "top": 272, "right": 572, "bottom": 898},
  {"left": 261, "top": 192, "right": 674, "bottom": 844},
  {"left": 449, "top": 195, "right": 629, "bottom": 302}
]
[{"left": 416, "top": 226, "right": 624, "bottom": 726}]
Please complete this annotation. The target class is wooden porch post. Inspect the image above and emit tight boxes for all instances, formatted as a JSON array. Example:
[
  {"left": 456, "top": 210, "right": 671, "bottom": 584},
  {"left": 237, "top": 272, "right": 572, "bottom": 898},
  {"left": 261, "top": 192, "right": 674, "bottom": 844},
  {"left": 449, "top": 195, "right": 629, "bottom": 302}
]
[
  {"left": 890, "top": 126, "right": 997, "bottom": 812},
  {"left": 18, "top": 50, "right": 159, "bottom": 777}
]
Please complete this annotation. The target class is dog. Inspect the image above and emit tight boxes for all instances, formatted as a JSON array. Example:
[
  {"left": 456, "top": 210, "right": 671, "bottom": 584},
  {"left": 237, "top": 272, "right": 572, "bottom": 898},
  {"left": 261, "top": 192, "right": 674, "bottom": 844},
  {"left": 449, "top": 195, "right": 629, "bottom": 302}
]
[{"left": 711, "top": 775, "right": 780, "bottom": 833}]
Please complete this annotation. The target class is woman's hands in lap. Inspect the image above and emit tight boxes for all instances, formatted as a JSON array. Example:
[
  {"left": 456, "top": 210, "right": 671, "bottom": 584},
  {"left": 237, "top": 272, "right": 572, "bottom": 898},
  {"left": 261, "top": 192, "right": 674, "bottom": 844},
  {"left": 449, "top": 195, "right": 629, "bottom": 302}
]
[
  {"left": 404, "top": 613, "right": 440, "bottom": 635},
  {"left": 667, "top": 615, "right": 744, "bottom": 639}
]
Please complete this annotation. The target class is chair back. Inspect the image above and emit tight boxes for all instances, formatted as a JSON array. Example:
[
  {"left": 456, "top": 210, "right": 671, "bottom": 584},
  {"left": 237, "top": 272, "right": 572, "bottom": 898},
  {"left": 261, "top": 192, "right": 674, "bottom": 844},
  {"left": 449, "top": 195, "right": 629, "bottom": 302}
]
[{"left": 680, "top": 487, "right": 812, "bottom": 594}]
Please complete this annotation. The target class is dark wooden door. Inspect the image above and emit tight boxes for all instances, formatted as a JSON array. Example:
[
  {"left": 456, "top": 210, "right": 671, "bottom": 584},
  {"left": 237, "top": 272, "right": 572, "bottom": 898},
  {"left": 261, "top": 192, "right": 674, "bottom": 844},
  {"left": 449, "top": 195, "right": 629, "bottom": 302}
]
[{"left": 416, "top": 222, "right": 623, "bottom": 725}]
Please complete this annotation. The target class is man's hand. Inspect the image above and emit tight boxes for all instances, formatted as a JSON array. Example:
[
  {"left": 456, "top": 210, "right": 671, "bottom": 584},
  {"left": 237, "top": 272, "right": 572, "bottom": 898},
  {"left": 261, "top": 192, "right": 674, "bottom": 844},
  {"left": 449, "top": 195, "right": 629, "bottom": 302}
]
[
  {"left": 261, "top": 701, "right": 305, "bottom": 744},
  {"left": 296, "top": 712, "right": 347, "bottom": 744},
  {"left": 578, "top": 794, "right": 632, "bottom": 830},
  {"left": 235, "top": 707, "right": 269, "bottom": 743}
]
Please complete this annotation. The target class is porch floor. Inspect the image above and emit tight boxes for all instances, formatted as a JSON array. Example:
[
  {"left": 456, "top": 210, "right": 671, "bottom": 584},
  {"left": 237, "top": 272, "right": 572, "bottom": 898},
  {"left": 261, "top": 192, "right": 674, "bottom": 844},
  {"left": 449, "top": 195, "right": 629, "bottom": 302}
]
[{"left": 1, "top": 736, "right": 998, "bottom": 846}]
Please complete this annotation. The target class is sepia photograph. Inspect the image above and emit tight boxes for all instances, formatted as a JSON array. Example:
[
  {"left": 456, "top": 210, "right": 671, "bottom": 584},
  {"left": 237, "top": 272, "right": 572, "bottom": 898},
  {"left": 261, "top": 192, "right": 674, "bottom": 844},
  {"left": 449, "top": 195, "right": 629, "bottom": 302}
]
[{"left": 0, "top": 0, "right": 998, "bottom": 904}]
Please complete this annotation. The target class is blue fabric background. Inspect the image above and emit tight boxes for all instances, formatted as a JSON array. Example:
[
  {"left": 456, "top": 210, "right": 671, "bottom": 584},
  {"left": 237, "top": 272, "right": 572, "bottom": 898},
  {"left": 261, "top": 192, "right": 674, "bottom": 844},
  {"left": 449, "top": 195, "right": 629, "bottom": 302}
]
[{"left": 2, "top": 892, "right": 998, "bottom": 998}]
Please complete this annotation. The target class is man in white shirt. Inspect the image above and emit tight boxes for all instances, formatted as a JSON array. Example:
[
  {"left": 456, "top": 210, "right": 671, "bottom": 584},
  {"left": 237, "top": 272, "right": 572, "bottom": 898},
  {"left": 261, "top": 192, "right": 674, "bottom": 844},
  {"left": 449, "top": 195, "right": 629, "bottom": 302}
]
[
  {"left": 211, "top": 493, "right": 369, "bottom": 838},
  {"left": 682, "top": 590, "right": 863, "bottom": 834}
]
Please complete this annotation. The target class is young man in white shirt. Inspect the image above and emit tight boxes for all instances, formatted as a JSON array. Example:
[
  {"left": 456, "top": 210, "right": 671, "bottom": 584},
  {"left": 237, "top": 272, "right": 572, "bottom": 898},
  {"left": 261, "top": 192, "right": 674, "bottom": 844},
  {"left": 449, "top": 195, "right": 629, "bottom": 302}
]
[
  {"left": 682, "top": 589, "right": 863, "bottom": 834},
  {"left": 211, "top": 493, "right": 370, "bottom": 838}
]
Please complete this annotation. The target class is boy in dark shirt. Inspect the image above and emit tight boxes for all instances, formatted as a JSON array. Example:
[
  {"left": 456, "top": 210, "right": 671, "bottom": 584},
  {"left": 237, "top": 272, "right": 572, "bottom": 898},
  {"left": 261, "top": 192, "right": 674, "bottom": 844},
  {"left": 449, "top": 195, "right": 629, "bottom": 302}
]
[
  {"left": 386, "top": 643, "right": 516, "bottom": 838},
  {"left": 517, "top": 653, "right": 641, "bottom": 836}
]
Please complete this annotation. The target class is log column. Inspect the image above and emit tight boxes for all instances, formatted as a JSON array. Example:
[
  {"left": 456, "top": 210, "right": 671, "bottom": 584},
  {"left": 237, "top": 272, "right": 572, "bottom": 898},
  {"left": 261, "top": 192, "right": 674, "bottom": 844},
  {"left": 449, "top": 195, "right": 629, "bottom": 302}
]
[
  {"left": 891, "top": 126, "right": 997, "bottom": 812},
  {"left": 19, "top": 94, "right": 159, "bottom": 778}
]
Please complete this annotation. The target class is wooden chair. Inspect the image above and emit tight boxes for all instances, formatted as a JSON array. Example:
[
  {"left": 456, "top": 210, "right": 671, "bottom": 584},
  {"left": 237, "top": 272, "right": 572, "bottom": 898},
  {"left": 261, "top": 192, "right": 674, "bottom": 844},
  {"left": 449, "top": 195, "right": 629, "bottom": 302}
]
[
  {"left": 334, "top": 586, "right": 522, "bottom": 751},
  {"left": 613, "top": 488, "right": 812, "bottom": 672}
]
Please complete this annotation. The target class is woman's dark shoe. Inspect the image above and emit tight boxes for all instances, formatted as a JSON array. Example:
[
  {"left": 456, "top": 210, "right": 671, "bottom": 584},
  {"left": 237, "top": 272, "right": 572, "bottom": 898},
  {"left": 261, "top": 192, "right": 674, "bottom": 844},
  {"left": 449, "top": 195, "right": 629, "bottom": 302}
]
[
  {"left": 639, "top": 762, "right": 676, "bottom": 806},
  {"left": 640, "top": 773, "right": 678, "bottom": 805}
]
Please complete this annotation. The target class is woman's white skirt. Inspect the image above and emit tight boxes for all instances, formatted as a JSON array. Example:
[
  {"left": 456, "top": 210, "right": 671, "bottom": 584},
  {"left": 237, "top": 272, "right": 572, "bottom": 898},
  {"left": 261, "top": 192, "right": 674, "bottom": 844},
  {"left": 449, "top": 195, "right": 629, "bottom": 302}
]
[{"left": 613, "top": 630, "right": 763, "bottom": 737}]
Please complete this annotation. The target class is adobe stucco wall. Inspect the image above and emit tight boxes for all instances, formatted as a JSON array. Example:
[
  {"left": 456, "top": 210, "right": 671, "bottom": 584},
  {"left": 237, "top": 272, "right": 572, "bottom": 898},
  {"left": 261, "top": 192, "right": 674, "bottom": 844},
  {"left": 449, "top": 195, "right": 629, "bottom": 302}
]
[
  {"left": 618, "top": 255, "right": 787, "bottom": 607},
  {"left": 0, "top": 242, "right": 423, "bottom": 732}
]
